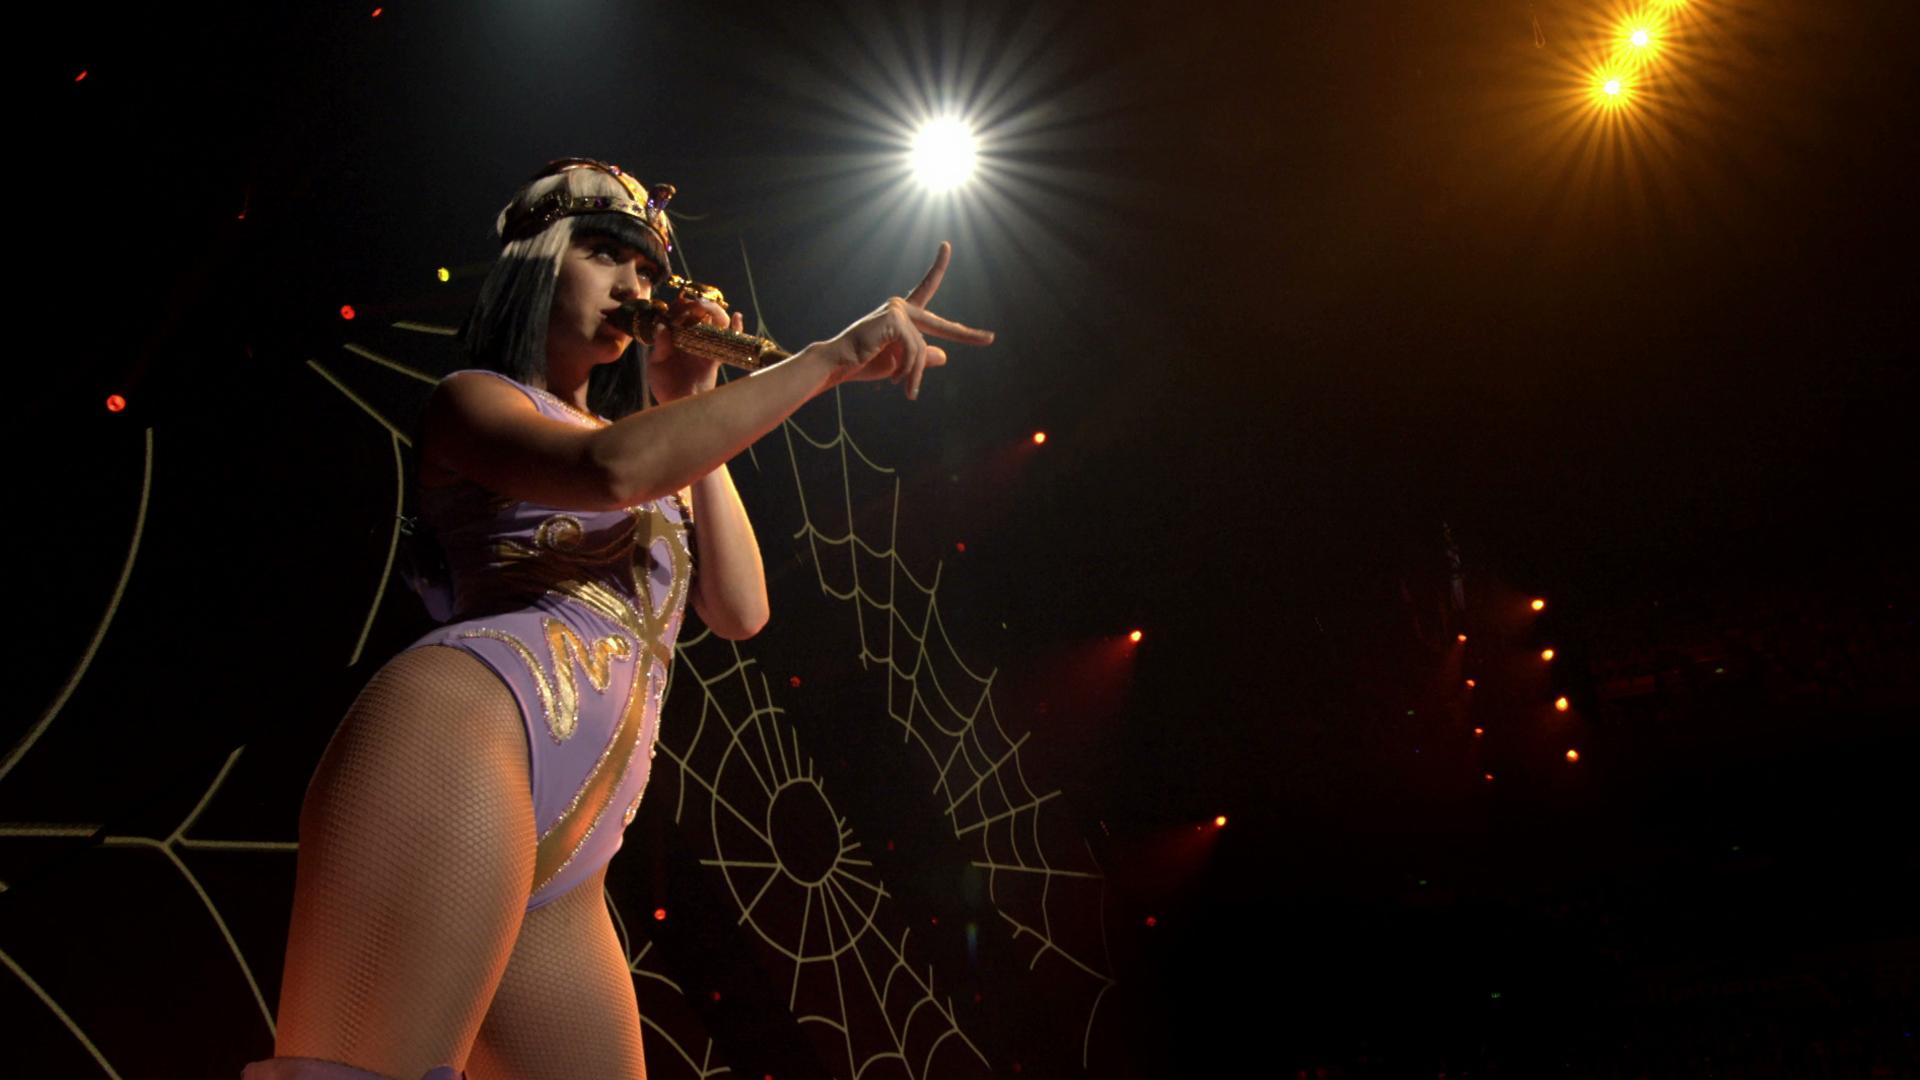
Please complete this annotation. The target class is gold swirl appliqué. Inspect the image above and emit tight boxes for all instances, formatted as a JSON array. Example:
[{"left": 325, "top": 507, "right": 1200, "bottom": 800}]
[
  {"left": 478, "top": 500, "right": 690, "bottom": 895},
  {"left": 457, "top": 621, "right": 632, "bottom": 743}
]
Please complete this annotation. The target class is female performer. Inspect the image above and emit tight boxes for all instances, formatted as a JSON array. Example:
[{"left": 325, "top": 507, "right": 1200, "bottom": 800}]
[{"left": 246, "top": 158, "right": 993, "bottom": 1080}]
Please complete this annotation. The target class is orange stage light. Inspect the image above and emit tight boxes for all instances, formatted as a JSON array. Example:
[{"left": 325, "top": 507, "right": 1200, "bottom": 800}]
[
  {"left": 1031, "top": 431, "right": 1047, "bottom": 445},
  {"left": 1541, "top": 648, "right": 1556, "bottom": 662},
  {"left": 1465, "top": 678, "right": 1476, "bottom": 688},
  {"left": 1565, "top": 749, "right": 1580, "bottom": 763},
  {"left": 1457, "top": 633, "right": 1469, "bottom": 643},
  {"left": 1214, "top": 815, "right": 1227, "bottom": 827},
  {"left": 105, "top": 394, "right": 127, "bottom": 413},
  {"left": 1483, "top": 773, "right": 1495, "bottom": 782},
  {"left": 1531, "top": 598, "right": 1546, "bottom": 611},
  {"left": 1129, "top": 629, "right": 1143, "bottom": 643},
  {"left": 1473, "top": 727, "right": 1484, "bottom": 737},
  {"left": 1586, "top": 47, "right": 1638, "bottom": 109},
  {"left": 653, "top": 907, "right": 667, "bottom": 921},
  {"left": 1555, "top": 696, "right": 1570, "bottom": 712}
]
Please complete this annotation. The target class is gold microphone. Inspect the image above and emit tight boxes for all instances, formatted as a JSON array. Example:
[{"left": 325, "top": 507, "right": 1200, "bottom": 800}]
[{"left": 616, "top": 277, "right": 788, "bottom": 372}]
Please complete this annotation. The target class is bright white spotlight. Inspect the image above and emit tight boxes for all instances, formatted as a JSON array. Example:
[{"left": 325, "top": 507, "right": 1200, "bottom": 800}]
[{"left": 910, "top": 116, "right": 978, "bottom": 192}]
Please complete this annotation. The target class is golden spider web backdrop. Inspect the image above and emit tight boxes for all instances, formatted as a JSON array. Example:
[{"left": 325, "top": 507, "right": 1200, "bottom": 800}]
[{"left": 3, "top": 314, "right": 1118, "bottom": 1078}]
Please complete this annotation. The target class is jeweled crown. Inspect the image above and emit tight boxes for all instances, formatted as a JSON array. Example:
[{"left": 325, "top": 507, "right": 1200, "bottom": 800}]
[{"left": 500, "top": 157, "right": 675, "bottom": 253}]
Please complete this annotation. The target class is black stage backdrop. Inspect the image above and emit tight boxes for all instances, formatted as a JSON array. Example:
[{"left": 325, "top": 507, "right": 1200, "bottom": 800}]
[{"left": 9, "top": 1, "right": 1918, "bottom": 1076}]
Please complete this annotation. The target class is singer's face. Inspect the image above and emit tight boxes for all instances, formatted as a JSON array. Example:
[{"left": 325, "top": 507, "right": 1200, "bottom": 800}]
[{"left": 546, "top": 231, "right": 661, "bottom": 369}]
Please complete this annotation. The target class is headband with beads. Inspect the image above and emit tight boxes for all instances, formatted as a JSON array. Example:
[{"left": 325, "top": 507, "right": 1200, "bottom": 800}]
[{"left": 500, "top": 157, "right": 676, "bottom": 254}]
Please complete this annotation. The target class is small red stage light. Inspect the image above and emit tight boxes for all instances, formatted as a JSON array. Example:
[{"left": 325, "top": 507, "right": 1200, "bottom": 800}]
[
  {"left": 711, "top": 991, "right": 721, "bottom": 1002},
  {"left": 1554, "top": 696, "right": 1570, "bottom": 712},
  {"left": 1031, "top": 431, "right": 1046, "bottom": 445},
  {"left": 339, "top": 304, "right": 357, "bottom": 321},
  {"left": 1473, "top": 727, "right": 1484, "bottom": 737},
  {"left": 1144, "top": 916, "right": 1157, "bottom": 927},
  {"left": 371, "top": 6, "right": 384, "bottom": 16},
  {"left": 653, "top": 907, "right": 667, "bottom": 921},
  {"left": 1457, "top": 633, "right": 1468, "bottom": 643},
  {"left": 1484, "top": 772, "right": 1494, "bottom": 782},
  {"left": 788, "top": 675, "right": 801, "bottom": 688},
  {"left": 955, "top": 541, "right": 966, "bottom": 552},
  {"left": 105, "top": 394, "right": 127, "bottom": 413},
  {"left": 1465, "top": 678, "right": 1476, "bottom": 688},
  {"left": 76, "top": 70, "right": 89, "bottom": 82}
]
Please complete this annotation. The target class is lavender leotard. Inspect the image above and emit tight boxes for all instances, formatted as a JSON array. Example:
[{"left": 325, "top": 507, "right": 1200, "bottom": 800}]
[{"left": 405, "top": 370, "right": 692, "bottom": 911}]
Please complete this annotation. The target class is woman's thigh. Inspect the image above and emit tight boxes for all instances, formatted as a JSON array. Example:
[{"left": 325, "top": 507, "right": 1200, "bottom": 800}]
[
  {"left": 468, "top": 866, "right": 647, "bottom": 1080},
  {"left": 275, "top": 645, "right": 536, "bottom": 1078}
]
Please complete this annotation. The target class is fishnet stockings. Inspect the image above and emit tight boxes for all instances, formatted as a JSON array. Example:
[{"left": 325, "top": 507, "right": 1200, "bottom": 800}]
[
  {"left": 467, "top": 870, "right": 647, "bottom": 1079},
  {"left": 275, "top": 646, "right": 535, "bottom": 1078}
]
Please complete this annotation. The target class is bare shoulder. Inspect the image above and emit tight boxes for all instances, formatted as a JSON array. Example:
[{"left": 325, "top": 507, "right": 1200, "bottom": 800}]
[
  {"left": 417, "top": 371, "right": 612, "bottom": 509},
  {"left": 420, "top": 372, "right": 538, "bottom": 480},
  {"left": 427, "top": 370, "right": 540, "bottom": 426}
]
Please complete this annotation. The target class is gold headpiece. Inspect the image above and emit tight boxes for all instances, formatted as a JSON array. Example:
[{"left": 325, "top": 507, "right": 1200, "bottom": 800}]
[{"left": 500, "top": 157, "right": 676, "bottom": 253}]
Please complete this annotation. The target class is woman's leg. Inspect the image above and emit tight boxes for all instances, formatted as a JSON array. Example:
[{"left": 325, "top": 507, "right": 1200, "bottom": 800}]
[
  {"left": 273, "top": 646, "right": 537, "bottom": 1078},
  {"left": 466, "top": 866, "right": 648, "bottom": 1080}
]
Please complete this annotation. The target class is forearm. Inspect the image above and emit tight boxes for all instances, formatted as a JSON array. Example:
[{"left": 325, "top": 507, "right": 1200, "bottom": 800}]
[
  {"left": 590, "top": 342, "right": 843, "bottom": 506},
  {"left": 689, "top": 463, "right": 768, "bottom": 638}
]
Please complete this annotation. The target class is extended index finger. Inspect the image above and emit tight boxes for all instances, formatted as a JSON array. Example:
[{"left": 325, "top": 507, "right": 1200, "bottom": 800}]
[
  {"left": 904, "top": 241, "right": 952, "bottom": 307},
  {"left": 910, "top": 305, "right": 995, "bottom": 346}
]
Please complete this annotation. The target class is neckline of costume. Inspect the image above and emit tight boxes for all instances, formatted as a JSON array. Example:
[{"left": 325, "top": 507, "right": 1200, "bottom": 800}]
[{"left": 525, "top": 383, "right": 609, "bottom": 427}]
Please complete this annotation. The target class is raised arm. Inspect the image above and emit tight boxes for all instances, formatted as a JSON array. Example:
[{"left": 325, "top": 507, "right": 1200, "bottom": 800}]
[
  {"left": 421, "top": 244, "right": 994, "bottom": 511},
  {"left": 421, "top": 345, "right": 838, "bottom": 511}
]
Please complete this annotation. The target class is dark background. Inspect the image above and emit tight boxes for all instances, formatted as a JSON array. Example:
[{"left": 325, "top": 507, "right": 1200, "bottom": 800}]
[{"left": 9, "top": 0, "right": 1917, "bottom": 1075}]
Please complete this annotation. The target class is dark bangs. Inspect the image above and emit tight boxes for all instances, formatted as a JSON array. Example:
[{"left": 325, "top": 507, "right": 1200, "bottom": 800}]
[{"left": 571, "top": 212, "right": 672, "bottom": 285}]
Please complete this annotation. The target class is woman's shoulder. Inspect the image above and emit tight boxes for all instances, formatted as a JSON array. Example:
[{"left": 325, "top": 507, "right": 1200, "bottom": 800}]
[
  {"left": 424, "top": 369, "right": 557, "bottom": 429},
  {"left": 434, "top": 369, "right": 603, "bottom": 427},
  {"left": 420, "top": 370, "right": 546, "bottom": 489},
  {"left": 438, "top": 368, "right": 541, "bottom": 403},
  {"left": 419, "top": 369, "right": 608, "bottom": 493}
]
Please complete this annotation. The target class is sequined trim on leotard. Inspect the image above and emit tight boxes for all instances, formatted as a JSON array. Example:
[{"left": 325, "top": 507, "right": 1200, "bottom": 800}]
[{"left": 408, "top": 369, "right": 694, "bottom": 908}]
